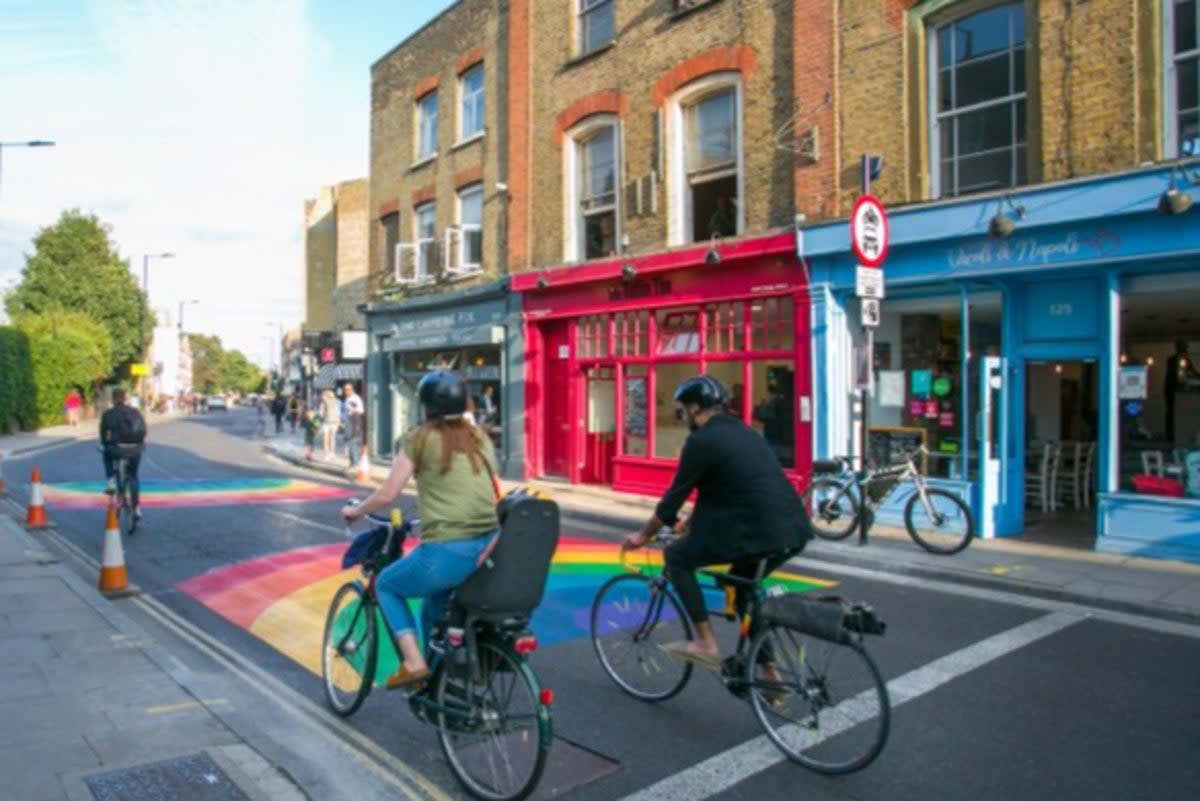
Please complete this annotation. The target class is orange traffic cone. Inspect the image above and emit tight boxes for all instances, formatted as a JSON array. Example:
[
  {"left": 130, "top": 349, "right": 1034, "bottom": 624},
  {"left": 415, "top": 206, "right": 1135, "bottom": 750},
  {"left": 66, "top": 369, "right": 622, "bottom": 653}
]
[
  {"left": 355, "top": 452, "right": 370, "bottom": 485},
  {"left": 25, "top": 466, "right": 51, "bottom": 529},
  {"left": 99, "top": 501, "right": 137, "bottom": 598}
]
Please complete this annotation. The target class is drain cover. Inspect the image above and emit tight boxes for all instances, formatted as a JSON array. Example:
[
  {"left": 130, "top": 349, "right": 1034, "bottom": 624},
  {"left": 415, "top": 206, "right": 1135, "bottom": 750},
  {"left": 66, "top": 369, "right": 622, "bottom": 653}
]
[{"left": 85, "top": 753, "right": 252, "bottom": 801}]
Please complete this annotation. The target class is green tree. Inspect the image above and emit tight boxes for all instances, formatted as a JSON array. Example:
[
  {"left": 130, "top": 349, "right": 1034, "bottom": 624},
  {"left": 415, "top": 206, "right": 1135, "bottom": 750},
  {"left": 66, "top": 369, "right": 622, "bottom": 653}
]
[
  {"left": 15, "top": 313, "right": 113, "bottom": 425},
  {"left": 222, "top": 349, "right": 266, "bottom": 394},
  {"left": 4, "top": 209, "right": 153, "bottom": 372},
  {"left": 189, "top": 333, "right": 224, "bottom": 395}
]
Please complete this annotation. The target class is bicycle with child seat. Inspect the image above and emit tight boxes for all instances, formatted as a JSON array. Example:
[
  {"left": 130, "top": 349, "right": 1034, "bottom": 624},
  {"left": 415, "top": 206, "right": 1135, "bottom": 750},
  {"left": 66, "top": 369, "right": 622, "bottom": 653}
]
[
  {"left": 803, "top": 444, "right": 975, "bottom": 555},
  {"left": 323, "top": 501, "right": 557, "bottom": 801},
  {"left": 99, "top": 445, "right": 138, "bottom": 536},
  {"left": 589, "top": 529, "right": 890, "bottom": 774}
]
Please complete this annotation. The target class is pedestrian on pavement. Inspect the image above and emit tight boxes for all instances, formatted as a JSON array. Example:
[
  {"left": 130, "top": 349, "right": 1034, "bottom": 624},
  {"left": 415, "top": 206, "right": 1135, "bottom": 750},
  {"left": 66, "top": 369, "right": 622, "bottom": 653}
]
[
  {"left": 320, "top": 389, "right": 341, "bottom": 459},
  {"left": 64, "top": 387, "right": 83, "bottom": 427},
  {"left": 340, "top": 371, "right": 499, "bottom": 690},
  {"left": 302, "top": 408, "right": 320, "bottom": 460},
  {"left": 287, "top": 394, "right": 300, "bottom": 433},
  {"left": 343, "top": 382, "right": 365, "bottom": 470},
  {"left": 270, "top": 393, "right": 286, "bottom": 434}
]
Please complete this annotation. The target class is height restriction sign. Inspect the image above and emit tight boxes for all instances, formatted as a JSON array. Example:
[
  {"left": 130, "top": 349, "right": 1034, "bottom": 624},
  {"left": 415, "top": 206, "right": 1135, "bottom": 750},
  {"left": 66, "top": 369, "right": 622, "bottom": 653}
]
[{"left": 850, "top": 194, "right": 889, "bottom": 268}]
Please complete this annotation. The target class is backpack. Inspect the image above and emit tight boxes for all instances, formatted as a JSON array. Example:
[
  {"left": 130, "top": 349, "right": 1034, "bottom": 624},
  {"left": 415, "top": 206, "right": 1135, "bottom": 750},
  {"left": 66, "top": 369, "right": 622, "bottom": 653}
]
[{"left": 117, "top": 407, "right": 147, "bottom": 444}]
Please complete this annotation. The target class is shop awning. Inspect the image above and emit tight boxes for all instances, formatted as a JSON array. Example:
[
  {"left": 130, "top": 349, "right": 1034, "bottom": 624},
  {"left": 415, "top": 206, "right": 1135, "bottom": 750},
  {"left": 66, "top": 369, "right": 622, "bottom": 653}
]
[{"left": 313, "top": 362, "right": 363, "bottom": 390}]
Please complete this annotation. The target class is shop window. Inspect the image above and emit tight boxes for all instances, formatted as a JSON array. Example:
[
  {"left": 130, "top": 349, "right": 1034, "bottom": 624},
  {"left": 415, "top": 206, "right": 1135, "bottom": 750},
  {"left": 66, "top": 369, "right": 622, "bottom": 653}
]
[
  {"left": 654, "top": 362, "right": 696, "bottom": 458},
  {"left": 623, "top": 365, "right": 649, "bottom": 457},
  {"left": 656, "top": 307, "right": 700, "bottom": 355},
  {"left": 930, "top": 2, "right": 1027, "bottom": 197},
  {"left": 577, "top": 314, "right": 609, "bottom": 359},
  {"left": 577, "top": 0, "right": 614, "bottom": 56},
  {"left": 1168, "top": 0, "right": 1200, "bottom": 157},
  {"left": 749, "top": 361, "right": 795, "bottom": 468},
  {"left": 668, "top": 76, "right": 743, "bottom": 245},
  {"left": 750, "top": 297, "right": 793, "bottom": 351},
  {"left": 898, "top": 308, "right": 964, "bottom": 477},
  {"left": 614, "top": 310, "right": 648, "bottom": 357},
  {"left": 706, "top": 360, "right": 747, "bottom": 421},
  {"left": 705, "top": 301, "right": 745, "bottom": 353},
  {"left": 458, "top": 63, "right": 484, "bottom": 142},
  {"left": 568, "top": 119, "right": 620, "bottom": 261},
  {"left": 416, "top": 91, "right": 439, "bottom": 161}
]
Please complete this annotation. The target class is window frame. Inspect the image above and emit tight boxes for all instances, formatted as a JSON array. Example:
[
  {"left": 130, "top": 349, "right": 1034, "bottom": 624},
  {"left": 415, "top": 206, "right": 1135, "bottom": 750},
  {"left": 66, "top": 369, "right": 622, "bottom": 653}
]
[
  {"left": 577, "top": 0, "right": 615, "bottom": 57},
  {"left": 926, "top": 1, "right": 1028, "bottom": 199},
  {"left": 415, "top": 91, "right": 439, "bottom": 162},
  {"left": 454, "top": 182, "right": 484, "bottom": 273},
  {"left": 564, "top": 114, "right": 622, "bottom": 263},
  {"left": 413, "top": 201, "right": 437, "bottom": 281},
  {"left": 1166, "top": 0, "right": 1200, "bottom": 157},
  {"left": 666, "top": 73, "right": 745, "bottom": 247},
  {"left": 458, "top": 63, "right": 485, "bottom": 144}
]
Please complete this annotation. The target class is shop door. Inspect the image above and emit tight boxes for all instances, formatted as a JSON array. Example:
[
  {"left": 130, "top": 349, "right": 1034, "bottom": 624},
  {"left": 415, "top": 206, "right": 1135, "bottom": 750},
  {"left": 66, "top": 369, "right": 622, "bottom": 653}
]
[
  {"left": 543, "top": 321, "right": 572, "bottom": 477},
  {"left": 583, "top": 366, "right": 617, "bottom": 484}
]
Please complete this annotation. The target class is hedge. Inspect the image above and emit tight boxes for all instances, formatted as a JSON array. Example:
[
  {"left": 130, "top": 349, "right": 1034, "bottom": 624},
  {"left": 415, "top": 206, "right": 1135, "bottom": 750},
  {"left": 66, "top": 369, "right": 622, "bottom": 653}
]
[{"left": 0, "top": 327, "right": 36, "bottom": 433}]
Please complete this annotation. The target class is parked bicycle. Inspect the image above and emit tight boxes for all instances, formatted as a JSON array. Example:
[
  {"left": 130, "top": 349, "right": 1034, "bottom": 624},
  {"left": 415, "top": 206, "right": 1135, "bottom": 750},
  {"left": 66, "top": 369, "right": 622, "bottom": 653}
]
[
  {"left": 590, "top": 529, "right": 890, "bottom": 774},
  {"left": 802, "top": 445, "right": 974, "bottom": 555},
  {"left": 323, "top": 498, "right": 560, "bottom": 801}
]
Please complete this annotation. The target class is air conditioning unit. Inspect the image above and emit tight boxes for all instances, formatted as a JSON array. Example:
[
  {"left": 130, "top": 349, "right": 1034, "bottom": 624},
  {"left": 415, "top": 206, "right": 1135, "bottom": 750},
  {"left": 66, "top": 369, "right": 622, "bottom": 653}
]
[{"left": 443, "top": 225, "right": 483, "bottom": 278}]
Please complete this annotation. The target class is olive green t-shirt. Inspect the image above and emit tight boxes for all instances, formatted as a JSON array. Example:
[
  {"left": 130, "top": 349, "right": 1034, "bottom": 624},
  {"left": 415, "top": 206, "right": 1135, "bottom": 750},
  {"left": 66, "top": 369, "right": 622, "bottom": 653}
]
[{"left": 401, "top": 426, "right": 499, "bottom": 543}]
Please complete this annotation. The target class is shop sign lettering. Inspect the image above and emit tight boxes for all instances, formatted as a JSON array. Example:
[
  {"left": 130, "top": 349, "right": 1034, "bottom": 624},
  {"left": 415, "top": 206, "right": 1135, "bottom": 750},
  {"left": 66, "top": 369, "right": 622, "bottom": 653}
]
[
  {"left": 609, "top": 277, "right": 672, "bottom": 301},
  {"left": 945, "top": 228, "right": 1121, "bottom": 272}
]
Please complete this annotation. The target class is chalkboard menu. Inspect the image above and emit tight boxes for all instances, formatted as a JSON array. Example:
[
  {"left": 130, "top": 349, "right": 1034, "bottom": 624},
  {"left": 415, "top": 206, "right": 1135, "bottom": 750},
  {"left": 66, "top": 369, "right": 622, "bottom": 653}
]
[
  {"left": 625, "top": 377, "right": 647, "bottom": 437},
  {"left": 867, "top": 427, "right": 927, "bottom": 470}
]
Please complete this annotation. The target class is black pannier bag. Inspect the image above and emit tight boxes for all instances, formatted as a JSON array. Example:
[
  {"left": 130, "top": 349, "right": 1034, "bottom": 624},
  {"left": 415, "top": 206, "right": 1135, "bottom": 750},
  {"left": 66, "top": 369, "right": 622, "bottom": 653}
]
[{"left": 759, "top": 594, "right": 887, "bottom": 644}]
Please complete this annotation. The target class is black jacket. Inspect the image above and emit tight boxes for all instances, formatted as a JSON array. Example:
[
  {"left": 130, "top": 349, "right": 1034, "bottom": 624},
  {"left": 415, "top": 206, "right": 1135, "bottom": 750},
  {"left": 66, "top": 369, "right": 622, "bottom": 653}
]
[{"left": 655, "top": 414, "right": 812, "bottom": 558}]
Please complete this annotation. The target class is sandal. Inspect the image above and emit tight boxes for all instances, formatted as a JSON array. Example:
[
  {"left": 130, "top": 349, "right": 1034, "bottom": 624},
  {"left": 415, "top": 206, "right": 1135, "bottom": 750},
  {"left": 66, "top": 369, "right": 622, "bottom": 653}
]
[
  {"left": 385, "top": 665, "right": 431, "bottom": 691},
  {"left": 658, "top": 641, "right": 722, "bottom": 671}
]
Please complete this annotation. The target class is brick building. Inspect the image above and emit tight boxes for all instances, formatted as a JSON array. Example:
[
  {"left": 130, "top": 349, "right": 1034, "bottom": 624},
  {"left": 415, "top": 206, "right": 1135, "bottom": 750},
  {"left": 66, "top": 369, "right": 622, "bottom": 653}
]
[
  {"left": 798, "top": 0, "right": 1200, "bottom": 560},
  {"left": 363, "top": 0, "right": 524, "bottom": 473},
  {"left": 509, "top": 0, "right": 815, "bottom": 495},
  {"left": 303, "top": 178, "right": 369, "bottom": 401}
]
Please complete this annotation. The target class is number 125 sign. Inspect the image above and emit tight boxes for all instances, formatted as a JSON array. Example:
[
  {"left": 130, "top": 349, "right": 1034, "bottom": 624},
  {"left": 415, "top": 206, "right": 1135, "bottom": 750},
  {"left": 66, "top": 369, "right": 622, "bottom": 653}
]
[{"left": 850, "top": 195, "right": 890, "bottom": 268}]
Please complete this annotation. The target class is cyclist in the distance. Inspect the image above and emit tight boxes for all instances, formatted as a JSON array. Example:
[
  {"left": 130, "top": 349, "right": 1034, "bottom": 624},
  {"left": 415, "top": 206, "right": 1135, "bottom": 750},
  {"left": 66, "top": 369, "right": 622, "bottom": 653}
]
[
  {"left": 100, "top": 388, "right": 148, "bottom": 518},
  {"left": 623, "top": 375, "right": 812, "bottom": 669}
]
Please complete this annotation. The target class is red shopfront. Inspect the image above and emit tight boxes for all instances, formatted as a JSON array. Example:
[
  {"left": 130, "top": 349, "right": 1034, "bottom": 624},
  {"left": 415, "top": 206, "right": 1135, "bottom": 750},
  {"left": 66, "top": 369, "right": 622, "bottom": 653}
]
[{"left": 512, "top": 233, "right": 814, "bottom": 497}]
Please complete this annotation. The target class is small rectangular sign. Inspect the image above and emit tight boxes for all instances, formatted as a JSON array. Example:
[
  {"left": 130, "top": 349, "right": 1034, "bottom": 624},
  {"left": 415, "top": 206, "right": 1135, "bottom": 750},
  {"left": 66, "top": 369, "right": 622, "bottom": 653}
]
[
  {"left": 855, "top": 265, "right": 885, "bottom": 299},
  {"left": 130, "top": 363, "right": 149, "bottom": 377},
  {"left": 1118, "top": 365, "right": 1148, "bottom": 400}
]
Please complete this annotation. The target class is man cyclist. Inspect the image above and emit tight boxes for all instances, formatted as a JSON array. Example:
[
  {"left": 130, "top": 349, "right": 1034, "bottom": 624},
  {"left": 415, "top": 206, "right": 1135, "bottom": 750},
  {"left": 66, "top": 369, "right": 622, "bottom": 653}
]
[
  {"left": 100, "top": 388, "right": 148, "bottom": 518},
  {"left": 623, "top": 375, "right": 812, "bottom": 668}
]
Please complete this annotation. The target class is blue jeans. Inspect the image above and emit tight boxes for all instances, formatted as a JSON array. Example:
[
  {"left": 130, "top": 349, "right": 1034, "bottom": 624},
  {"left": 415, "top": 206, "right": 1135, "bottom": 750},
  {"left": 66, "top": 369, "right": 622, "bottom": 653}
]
[{"left": 376, "top": 531, "right": 498, "bottom": 642}]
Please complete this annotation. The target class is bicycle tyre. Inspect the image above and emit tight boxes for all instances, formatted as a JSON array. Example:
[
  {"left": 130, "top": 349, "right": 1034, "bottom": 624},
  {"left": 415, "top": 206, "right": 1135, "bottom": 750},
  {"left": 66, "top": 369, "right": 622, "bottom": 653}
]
[
  {"left": 590, "top": 573, "right": 694, "bottom": 702},
  {"left": 321, "top": 582, "right": 378, "bottom": 717},
  {"left": 802, "top": 479, "right": 860, "bottom": 541},
  {"left": 904, "top": 488, "right": 974, "bottom": 555},
  {"left": 436, "top": 640, "right": 550, "bottom": 801},
  {"left": 747, "top": 622, "right": 890, "bottom": 774}
]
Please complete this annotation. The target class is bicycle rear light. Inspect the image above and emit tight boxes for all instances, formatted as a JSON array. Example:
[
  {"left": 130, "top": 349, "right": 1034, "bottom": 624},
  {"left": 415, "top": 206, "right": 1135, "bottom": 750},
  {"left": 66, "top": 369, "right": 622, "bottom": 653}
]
[
  {"left": 514, "top": 635, "right": 539, "bottom": 654},
  {"left": 539, "top": 688, "right": 554, "bottom": 706}
]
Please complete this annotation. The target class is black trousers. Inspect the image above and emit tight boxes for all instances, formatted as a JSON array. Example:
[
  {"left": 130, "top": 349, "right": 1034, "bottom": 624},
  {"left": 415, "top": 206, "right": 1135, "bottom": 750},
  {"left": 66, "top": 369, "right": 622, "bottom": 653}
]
[
  {"left": 663, "top": 535, "right": 797, "bottom": 626},
  {"left": 102, "top": 445, "right": 142, "bottom": 508}
]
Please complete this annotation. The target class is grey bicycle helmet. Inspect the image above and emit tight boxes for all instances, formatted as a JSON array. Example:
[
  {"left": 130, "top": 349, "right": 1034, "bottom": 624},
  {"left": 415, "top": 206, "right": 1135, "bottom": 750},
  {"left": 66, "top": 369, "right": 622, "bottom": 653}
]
[
  {"left": 417, "top": 371, "right": 467, "bottom": 419},
  {"left": 673, "top": 375, "right": 729, "bottom": 410}
]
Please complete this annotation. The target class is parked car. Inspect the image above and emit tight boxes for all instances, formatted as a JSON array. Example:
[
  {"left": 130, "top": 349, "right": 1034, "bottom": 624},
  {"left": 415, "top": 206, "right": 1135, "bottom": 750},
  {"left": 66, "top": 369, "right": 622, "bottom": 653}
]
[{"left": 208, "top": 394, "right": 229, "bottom": 411}]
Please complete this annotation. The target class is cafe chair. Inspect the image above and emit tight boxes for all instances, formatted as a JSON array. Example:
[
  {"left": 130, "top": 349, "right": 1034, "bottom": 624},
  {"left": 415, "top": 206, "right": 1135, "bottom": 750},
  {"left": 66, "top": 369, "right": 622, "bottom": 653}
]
[
  {"left": 1141, "top": 450, "right": 1165, "bottom": 478},
  {"left": 1056, "top": 441, "right": 1094, "bottom": 511},
  {"left": 1026, "top": 441, "right": 1061, "bottom": 513},
  {"left": 1080, "top": 441, "right": 1098, "bottom": 508}
]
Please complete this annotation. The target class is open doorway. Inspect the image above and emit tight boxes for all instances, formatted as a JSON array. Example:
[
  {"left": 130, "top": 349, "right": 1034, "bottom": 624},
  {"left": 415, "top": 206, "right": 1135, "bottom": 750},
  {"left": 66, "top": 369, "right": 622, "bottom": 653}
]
[{"left": 1024, "top": 360, "right": 1100, "bottom": 546}]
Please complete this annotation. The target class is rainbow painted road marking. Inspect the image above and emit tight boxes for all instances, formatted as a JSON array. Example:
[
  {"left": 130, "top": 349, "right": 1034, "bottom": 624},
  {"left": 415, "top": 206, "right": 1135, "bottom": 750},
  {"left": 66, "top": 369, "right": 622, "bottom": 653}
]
[
  {"left": 43, "top": 478, "right": 356, "bottom": 510},
  {"left": 176, "top": 535, "right": 838, "bottom": 683}
]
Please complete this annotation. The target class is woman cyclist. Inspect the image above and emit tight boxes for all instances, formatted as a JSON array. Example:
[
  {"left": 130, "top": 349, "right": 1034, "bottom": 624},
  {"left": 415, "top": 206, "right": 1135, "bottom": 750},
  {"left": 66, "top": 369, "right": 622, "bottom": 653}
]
[{"left": 340, "top": 371, "right": 500, "bottom": 689}]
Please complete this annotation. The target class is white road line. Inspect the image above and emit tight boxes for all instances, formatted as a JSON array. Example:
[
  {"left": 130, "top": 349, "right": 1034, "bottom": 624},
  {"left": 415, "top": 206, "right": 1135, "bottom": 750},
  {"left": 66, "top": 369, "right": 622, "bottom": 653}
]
[
  {"left": 265, "top": 507, "right": 347, "bottom": 535},
  {"left": 616, "top": 612, "right": 1080, "bottom": 801}
]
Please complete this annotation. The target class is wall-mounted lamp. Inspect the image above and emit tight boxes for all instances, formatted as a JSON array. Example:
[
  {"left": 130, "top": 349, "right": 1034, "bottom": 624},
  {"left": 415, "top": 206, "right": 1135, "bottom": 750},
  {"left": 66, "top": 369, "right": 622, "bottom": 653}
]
[
  {"left": 621, "top": 262, "right": 637, "bottom": 282},
  {"left": 988, "top": 194, "right": 1026, "bottom": 239},
  {"left": 1159, "top": 164, "right": 1197, "bottom": 216},
  {"left": 705, "top": 233, "right": 723, "bottom": 265},
  {"left": 536, "top": 275, "right": 549, "bottom": 290}
]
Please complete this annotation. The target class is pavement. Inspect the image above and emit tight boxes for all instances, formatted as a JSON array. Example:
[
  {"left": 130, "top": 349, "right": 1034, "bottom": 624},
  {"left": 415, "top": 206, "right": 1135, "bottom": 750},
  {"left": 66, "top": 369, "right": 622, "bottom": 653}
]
[
  {"left": 0, "top": 408, "right": 192, "bottom": 459},
  {"left": 3, "top": 418, "right": 1199, "bottom": 800}
]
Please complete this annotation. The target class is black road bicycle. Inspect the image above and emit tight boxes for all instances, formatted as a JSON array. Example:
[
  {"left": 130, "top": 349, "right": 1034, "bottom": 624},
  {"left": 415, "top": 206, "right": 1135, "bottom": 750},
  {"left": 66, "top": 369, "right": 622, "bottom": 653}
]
[
  {"left": 590, "top": 530, "right": 891, "bottom": 774},
  {"left": 323, "top": 501, "right": 559, "bottom": 801},
  {"left": 100, "top": 445, "right": 139, "bottom": 536}
]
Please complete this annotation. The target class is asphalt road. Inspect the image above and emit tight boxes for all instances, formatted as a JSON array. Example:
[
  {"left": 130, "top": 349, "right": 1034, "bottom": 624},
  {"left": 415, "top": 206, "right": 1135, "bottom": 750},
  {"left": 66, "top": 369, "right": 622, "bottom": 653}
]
[{"left": 6, "top": 407, "right": 1199, "bottom": 801}]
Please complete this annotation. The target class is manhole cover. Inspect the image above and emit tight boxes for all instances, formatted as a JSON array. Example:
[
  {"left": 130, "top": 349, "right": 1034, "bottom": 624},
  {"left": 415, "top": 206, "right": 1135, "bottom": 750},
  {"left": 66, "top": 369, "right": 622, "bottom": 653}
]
[{"left": 85, "top": 752, "right": 252, "bottom": 801}]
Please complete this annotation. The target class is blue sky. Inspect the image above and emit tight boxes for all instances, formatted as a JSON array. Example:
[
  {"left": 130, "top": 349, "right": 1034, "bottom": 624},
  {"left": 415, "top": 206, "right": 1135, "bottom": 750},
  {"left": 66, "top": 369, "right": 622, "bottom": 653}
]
[{"left": 0, "top": 0, "right": 445, "bottom": 366}]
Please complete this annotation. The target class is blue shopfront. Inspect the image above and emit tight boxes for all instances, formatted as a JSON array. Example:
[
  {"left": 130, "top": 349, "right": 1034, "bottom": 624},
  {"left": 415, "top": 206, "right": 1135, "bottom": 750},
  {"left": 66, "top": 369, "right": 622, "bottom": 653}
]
[{"left": 800, "top": 161, "right": 1200, "bottom": 563}]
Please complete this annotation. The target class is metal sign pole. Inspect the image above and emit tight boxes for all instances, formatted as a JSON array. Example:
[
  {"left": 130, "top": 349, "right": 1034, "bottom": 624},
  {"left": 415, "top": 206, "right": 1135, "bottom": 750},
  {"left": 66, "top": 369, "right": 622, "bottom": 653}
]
[{"left": 858, "top": 156, "right": 872, "bottom": 545}]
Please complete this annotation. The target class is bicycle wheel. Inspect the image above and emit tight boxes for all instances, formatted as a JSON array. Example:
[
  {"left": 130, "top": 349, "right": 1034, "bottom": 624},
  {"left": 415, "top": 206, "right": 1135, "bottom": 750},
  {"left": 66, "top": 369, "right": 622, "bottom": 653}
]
[
  {"left": 321, "top": 582, "right": 378, "bottom": 716},
  {"left": 802, "top": 479, "right": 859, "bottom": 541},
  {"left": 904, "top": 488, "right": 974, "bottom": 555},
  {"left": 436, "top": 641, "right": 550, "bottom": 801},
  {"left": 747, "top": 623, "right": 889, "bottom": 774},
  {"left": 590, "top": 573, "right": 694, "bottom": 702}
]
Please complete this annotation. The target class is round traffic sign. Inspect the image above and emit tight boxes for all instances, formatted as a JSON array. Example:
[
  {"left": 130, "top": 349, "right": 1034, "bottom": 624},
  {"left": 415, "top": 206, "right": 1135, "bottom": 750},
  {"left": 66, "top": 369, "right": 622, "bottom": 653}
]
[{"left": 850, "top": 194, "right": 890, "bottom": 268}]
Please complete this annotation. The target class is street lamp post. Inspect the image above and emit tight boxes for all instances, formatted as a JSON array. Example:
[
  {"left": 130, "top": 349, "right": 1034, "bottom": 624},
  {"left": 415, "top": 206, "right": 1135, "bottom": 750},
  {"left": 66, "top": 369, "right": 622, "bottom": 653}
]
[
  {"left": 0, "top": 140, "right": 55, "bottom": 197},
  {"left": 178, "top": 299, "right": 198, "bottom": 333},
  {"left": 140, "top": 252, "right": 174, "bottom": 399}
]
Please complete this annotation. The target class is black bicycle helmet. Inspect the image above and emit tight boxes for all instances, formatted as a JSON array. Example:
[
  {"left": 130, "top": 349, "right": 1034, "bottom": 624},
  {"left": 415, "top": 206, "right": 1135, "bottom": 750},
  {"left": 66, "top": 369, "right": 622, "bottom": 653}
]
[
  {"left": 417, "top": 371, "right": 467, "bottom": 419},
  {"left": 673, "top": 375, "right": 729, "bottom": 410}
]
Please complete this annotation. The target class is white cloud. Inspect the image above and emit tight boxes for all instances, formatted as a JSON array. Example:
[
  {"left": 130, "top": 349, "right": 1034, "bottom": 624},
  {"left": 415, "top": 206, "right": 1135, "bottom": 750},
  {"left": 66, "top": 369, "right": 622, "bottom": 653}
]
[{"left": 0, "top": 0, "right": 328, "bottom": 366}]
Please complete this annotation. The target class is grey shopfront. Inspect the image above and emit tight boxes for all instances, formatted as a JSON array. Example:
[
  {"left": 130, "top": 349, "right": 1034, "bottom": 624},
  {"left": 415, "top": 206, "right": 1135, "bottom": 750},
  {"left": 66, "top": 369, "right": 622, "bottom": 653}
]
[{"left": 363, "top": 280, "right": 525, "bottom": 478}]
